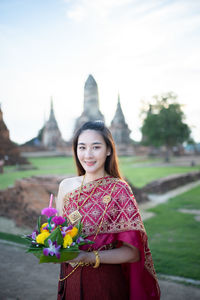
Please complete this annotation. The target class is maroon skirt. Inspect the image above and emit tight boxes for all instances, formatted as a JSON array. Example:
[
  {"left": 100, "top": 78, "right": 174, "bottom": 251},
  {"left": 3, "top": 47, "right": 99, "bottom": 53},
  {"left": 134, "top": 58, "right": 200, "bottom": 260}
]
[{"left": 57, "top": 263, "right": 129, "bottom": 300}]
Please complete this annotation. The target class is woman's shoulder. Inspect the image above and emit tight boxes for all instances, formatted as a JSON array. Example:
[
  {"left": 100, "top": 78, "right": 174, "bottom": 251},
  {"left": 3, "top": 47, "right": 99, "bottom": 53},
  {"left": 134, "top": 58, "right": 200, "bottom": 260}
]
[
  {"left": 113, "top": 177, "right": 130, "bottom": 187},
  {"left": 59, "top": 176, "right": 83, "bottom": 194},
  {"left": 59, "top": 176, "right": 80, "bottom": 186},
  {"left": 113, "top": 177, "right": 134, "bottom": 194}
]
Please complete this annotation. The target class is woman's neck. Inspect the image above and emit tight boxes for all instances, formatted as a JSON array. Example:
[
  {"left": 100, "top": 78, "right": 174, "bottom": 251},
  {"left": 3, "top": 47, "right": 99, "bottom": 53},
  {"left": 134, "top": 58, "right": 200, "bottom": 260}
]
[{"left": 84, "top": 170, "right": 107, "bottom": 184}]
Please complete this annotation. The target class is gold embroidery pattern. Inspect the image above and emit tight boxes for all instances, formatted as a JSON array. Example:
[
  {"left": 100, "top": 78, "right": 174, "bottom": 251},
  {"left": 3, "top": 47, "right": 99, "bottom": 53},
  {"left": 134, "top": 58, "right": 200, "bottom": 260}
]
[{"left": 62, "top": 177, "right": 157, "bottom": 280}]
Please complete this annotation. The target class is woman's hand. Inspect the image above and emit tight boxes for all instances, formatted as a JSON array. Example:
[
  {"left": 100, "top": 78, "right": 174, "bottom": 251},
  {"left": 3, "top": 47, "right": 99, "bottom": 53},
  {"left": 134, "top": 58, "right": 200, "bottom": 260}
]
[
  {"left": 67, "top": 251, "right": 95, "bottom": 265},
  {"left": 66, "top": 243, "right": 140, "bottom": 266}
]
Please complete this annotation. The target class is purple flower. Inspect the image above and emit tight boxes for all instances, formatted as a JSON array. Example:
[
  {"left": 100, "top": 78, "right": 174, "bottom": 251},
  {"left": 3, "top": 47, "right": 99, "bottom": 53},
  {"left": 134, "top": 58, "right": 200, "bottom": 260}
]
[
  {"left": 77, "top": 236, "right": 84, "bottom": 244},
  {"left": 66, "top": 225, "right": 73, "bottom": 231},
  {"left": 27, "top": 230, "right": 38, "bottom": 240},
  {"left": 31, "top": 231, "right": 37, "bottom": 240},
  {"left": 43, "top": 223, "right": 55, "bottom": 231},
  {"left": 42, "top": 224, "right": 49, "bottom": 231},
  {"left": 41, "top": 207, "right": 58, "bottom": 217},
  {"left": 52, "top": 216, "right": 66, "bottom": 226},
  {"left": 43, "top": 239, "right": 61, "bottom": 259},
  {"left": 61, "top": 225, "right": 73, "bottom": 237}
]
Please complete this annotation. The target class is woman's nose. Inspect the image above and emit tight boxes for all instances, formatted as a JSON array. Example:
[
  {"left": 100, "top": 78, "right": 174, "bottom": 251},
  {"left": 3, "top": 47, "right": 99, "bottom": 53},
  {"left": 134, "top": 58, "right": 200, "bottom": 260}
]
[{"left": 85, "top": 148, "right": 93, "bottom": 158}]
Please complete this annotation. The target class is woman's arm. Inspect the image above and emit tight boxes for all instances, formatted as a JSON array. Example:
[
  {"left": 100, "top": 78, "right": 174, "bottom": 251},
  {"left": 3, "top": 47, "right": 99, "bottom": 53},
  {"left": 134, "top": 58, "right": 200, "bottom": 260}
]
[
  {"left": 68, "top": 243, "right": 140, "bottom": 265},
  {"left": 56, "top": 183, "right": 65, "bottom": 216}
]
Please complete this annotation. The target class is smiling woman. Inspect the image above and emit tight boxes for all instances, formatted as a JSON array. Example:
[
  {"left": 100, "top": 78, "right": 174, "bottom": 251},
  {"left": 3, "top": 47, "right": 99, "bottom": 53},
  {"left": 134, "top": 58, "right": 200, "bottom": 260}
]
[
  {"left": 56, "top": 121, "right": 160, "bottom": 300},
  {"left": 77, "top": 130, "right": 111, "bottom": 180}
]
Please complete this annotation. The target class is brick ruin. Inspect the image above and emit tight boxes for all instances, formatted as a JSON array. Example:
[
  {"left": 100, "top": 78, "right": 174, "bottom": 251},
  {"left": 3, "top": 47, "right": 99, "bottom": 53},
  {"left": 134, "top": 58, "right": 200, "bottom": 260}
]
[{"left": 0, "top": 105, "right": 28, "bottom": 166}]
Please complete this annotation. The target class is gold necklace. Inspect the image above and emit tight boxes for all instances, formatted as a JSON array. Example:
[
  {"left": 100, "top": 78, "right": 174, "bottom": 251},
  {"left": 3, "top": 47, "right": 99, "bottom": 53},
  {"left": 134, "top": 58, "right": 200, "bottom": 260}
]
[{"left": 68, "top": 174, "right": 104, "bottom": 224}]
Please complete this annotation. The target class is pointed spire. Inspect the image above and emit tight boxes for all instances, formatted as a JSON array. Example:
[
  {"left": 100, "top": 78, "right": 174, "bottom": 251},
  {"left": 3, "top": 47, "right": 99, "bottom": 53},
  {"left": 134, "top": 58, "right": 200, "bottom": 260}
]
[
  {"left": 112, "top": 94, "right": 126, "bottom": 124},
  {"left": 50, "top": 96, "right": 53, "bottom": 110},
  {"left": 42, "top": 98, "right": 63, "bottom": 149},
  {"left": 84, "top": 74, "right": 97, "bottom": 89},
  {"left": 0, "top": 103, "right": 2, "bottom": 121},
  {"left": 109, "top": 94, "right": 132, "bottom": 145},
  {"left": 49, "top": 97, "right": 56, "bottom": 121},
  {"left": 118, "top": 93, "right": 120, "bottom": 103},
  {"left": 73, "top": 74, "right": 104, "bottom": 135},
  {"left": 0, "top": 103, "right": 10, "bottom": 139},
  {"left": 84, "top": 74, "right": 100, "bottom": 113}
]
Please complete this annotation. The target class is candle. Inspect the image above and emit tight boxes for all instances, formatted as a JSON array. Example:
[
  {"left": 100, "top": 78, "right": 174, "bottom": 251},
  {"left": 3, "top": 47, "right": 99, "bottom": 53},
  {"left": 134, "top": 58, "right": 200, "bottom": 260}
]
[{"left": 49, "top": 193, "right": 53, "bottom": 208}]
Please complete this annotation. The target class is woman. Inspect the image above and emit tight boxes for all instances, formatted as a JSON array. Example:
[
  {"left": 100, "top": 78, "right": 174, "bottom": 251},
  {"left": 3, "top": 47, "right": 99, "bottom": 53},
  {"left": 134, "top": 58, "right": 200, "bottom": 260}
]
[{"left": 56, "top": 121, "right": 160, "bottom": 300}]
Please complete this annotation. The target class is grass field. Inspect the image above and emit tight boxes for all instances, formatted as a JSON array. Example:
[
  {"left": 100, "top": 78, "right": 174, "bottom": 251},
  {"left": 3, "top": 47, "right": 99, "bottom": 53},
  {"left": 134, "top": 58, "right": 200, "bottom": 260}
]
[
  {"left": 0, "top": 155, "right": 200, "bottom": 281},
  {"left": 0, "top": 181, "right": 199, "bottom": 281},
  {"left": 0, "top": 156, "right": 199, "bottom": 190},
  {"left": 144, "top": 185, "right": 200, "bottom": 280}
]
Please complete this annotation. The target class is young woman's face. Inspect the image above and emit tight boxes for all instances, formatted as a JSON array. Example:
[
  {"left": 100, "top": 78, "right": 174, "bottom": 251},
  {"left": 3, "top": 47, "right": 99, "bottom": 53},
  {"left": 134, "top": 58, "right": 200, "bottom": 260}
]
[{"left": 77, "top": 129, "right": 110, "bottom": 177}]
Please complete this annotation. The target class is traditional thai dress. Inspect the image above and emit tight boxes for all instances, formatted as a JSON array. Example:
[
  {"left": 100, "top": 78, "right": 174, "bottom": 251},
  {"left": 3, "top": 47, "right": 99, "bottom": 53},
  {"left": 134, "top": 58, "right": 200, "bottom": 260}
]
[{"left": 57, "top": 176, "right": 160, "bottom": 300}]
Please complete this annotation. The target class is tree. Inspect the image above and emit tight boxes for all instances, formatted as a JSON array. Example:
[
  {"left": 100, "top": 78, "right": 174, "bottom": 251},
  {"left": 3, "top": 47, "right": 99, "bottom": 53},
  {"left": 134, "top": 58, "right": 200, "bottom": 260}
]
[{"left": 141, "top": 92, "right": 191, "bottom": 161}]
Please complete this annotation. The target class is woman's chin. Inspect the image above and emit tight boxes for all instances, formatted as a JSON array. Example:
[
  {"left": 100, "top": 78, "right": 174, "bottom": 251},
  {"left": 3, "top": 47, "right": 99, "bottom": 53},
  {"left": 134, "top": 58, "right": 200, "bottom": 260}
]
[{"left": 83, "top": 166, "right": 105, "bottom": 176}]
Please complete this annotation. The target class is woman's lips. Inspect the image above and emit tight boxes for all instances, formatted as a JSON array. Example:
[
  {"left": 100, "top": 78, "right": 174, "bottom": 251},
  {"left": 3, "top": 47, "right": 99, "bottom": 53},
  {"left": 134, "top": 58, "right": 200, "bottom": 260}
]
[{"left": 85, "top": 161, "right": 96, "bottom": 166}]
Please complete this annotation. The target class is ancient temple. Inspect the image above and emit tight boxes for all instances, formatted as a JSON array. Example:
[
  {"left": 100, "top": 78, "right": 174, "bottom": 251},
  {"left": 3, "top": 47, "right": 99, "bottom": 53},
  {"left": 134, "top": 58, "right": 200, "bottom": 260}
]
[
  {"left": 72, "top": 75, "right": 134, "bottom": 155},
  {"left": 73, "top": 74, "right": 105, "bottom": 133},
  {"left": 42, "top": 99, "right": 65, "bottom": 150},
  {"left": 0, "top": 104, "right": 27, "bottom": 165},
  {"left": 21, "top": 75, "right": 134, "bottom": 156},
  {"left": 109, "top": 95, "right": 134, "bottom": 155}
]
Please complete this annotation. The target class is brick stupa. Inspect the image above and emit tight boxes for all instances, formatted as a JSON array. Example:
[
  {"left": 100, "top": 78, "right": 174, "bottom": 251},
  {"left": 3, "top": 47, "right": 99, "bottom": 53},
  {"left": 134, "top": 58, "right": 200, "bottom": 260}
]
[
  {"left": 0, "top": 104, "right": 27, "bottom": 165},
  {"left": 73, "top": 75, "right": 105, "bottom": 134},
  {"left": 109, "top": 95, "right": 134, "bottom": 155},
  {"left": 42, "top": 99, "right": 66, "bottom": 150}
]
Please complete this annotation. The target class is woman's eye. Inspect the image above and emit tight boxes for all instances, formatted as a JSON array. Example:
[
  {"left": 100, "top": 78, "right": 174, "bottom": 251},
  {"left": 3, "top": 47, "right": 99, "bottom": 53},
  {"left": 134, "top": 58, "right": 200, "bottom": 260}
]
[
  {"left": 93, "top": 146, "right": 100, "bottom": 150},
  {"left": 78, "top": 146, "right": 85, "bottom": 150}
]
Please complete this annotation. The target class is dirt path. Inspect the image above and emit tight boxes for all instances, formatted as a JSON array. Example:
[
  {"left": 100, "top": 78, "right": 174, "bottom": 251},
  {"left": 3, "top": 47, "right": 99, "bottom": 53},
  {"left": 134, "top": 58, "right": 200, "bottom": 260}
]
[
  {"left": 0, "top": 241, "right": 60, "bottom": 300},
  {"left": 1, "top": 179, "right": 200, "bottom": 299},
  {"left": 139, "top": 180, "right": 200, "bottom": 221},
  {"left": 1, "top": 240, "right": 200, "bottom": 300}
]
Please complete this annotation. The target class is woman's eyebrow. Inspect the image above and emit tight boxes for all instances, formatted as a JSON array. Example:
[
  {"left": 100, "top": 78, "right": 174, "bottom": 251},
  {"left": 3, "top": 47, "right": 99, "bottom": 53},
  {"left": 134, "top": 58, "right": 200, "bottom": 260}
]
[{"left": 78, "top": 142, "right": 102, "bottom": 145}]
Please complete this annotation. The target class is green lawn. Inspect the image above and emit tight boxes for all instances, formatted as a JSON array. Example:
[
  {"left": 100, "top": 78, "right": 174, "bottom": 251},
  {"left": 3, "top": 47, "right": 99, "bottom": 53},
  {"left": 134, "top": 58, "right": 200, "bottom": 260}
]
[
  {"left": 144, "top": 185, "right": 200, "bottom": 280},
  {"left": 0, "top": 157, "right": 76, "bottom": 190},
  {"left": 0, "top": 157, "right": 200, "bottom": 281},
  {"left": 0, "top": 156, "right": 199, "bottom": 189},
  {"left": 120, "top": 165, "right": 200, "bottom": 188}
]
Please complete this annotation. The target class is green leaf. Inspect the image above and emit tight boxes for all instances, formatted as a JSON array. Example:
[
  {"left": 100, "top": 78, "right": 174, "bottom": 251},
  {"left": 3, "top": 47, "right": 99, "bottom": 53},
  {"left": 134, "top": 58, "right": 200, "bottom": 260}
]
[
  {"left": 22, "top": 236, "right": 33, "bottom": 242},
  {"left": 77, "top": 221, "right": 82, "bottom": 236},
  {"left": 62, "top": 244, "right": 79, "bottom": 251},
  {"left": 44, "top": 226, "right": 63, "bottom": 247},
  {"left": 37, "top": 216, "right": 42, "bottom": 233},
  {"left": 27, "top": 248, "right": 43, "bottom": 253},
  {"left": 39, "top": 249, "right": 79, "bottom": 263},
  {"left": 61, "top": 218, "right": 68, "bottom": 227},
  {"left": 77, "top": 241, "right": 94, "bottom": 246}
]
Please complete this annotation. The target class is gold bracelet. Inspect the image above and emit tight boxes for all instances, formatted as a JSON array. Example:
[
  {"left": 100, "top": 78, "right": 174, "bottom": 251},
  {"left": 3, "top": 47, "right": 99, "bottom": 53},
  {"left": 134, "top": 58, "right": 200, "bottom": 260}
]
[{"left": 93, "top": 250, "right": 100, "bottom": 268}]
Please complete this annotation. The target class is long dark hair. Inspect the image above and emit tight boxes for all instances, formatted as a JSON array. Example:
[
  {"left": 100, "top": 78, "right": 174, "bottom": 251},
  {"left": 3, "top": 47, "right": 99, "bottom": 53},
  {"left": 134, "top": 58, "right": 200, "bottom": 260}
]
[{"left": 72, "top": 121, "right": 122, "bottom": 178}]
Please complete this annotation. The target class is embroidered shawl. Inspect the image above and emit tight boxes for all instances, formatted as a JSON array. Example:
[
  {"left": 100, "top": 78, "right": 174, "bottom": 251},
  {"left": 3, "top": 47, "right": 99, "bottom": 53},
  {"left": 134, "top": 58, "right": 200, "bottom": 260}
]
[{"left": 62, "top": 176, "right": 160, "bottom": 300}]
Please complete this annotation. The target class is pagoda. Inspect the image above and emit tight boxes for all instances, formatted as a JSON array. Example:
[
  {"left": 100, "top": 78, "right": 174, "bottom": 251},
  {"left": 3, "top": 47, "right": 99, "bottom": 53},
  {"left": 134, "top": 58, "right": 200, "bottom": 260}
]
[
  {"left": 109, "top": 95, "right": 134, "bottom": 155},
  {"left": 42, "top": 99, "right": 65, "bottom": 150},
  {"left": 73, "top": 75, "right": 105, "bottom": 133}
]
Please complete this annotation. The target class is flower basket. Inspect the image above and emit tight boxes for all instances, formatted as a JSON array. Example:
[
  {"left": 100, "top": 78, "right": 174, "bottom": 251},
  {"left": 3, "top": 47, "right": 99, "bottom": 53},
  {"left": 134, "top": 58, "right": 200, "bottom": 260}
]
[
  {"left": 29, "top": 246, "right": 80, "bottom": 264},
  {"left": 23, "top": 194, "right": 93, "bottom": 264}
]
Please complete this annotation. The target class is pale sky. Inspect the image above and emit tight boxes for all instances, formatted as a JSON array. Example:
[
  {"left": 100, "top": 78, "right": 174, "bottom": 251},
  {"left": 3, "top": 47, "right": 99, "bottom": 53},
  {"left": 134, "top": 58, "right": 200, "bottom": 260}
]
[{"left": 1, "top": 0, "right": 200, "bottom": 144}]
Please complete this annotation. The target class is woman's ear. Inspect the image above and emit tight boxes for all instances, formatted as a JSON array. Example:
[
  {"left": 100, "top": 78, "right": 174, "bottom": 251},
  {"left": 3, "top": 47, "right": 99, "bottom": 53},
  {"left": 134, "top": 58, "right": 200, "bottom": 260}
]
[{"left": 107, "top": 147, "right": 111, "bottom": 156}]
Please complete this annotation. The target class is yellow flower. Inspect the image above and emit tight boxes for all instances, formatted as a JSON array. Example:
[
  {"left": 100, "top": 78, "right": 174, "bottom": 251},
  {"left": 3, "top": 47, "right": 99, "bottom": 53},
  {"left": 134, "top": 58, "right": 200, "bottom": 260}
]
[
  {"left": 68, "top": 227, "right": 78, "bottom": 238},
  {"left": 36, "top": 231, "right": 50, "bottom": 244},
  {"left": 40, "top": 223, "right": 49, "bottom": 232},
  {"left": 63, "top": 234, "right": 73, "bottom": 248}
]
